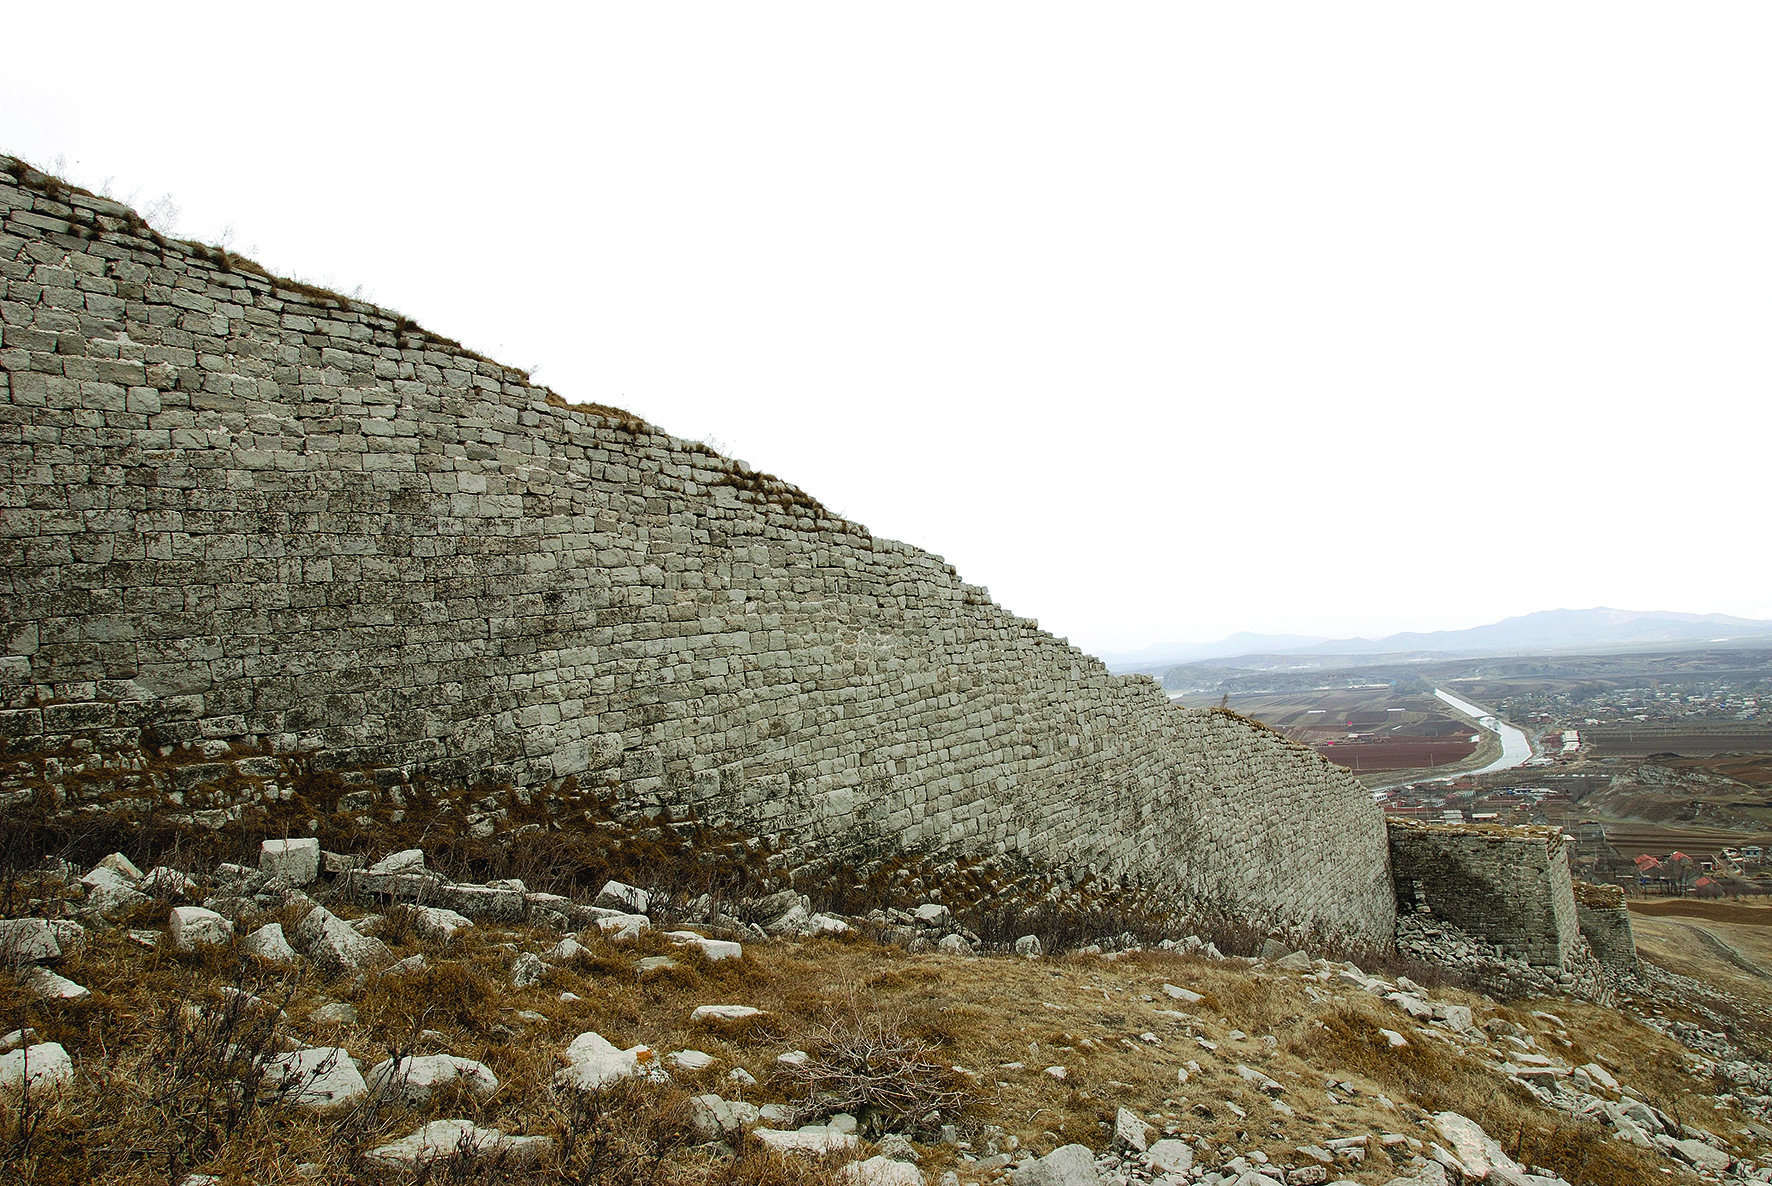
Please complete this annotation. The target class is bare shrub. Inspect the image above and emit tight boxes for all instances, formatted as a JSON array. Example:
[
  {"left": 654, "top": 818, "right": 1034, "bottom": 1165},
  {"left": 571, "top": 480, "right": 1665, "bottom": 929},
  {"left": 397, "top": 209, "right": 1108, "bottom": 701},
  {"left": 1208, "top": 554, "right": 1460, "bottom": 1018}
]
[{"left": 779, "top": 999, "right": 974, "bottom": 1137}]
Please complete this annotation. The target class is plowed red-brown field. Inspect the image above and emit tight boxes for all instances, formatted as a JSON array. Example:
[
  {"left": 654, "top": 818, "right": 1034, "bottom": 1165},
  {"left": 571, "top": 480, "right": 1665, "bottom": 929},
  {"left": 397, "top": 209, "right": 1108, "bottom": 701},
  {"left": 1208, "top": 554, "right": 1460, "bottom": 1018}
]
[{"left": 1312, "top": 737, "right": 1477, "bottom": 773}]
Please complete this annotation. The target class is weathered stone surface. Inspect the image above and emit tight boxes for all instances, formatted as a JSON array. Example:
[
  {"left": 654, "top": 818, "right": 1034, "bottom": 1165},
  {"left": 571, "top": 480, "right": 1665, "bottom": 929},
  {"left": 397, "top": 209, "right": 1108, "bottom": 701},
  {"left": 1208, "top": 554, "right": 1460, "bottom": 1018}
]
[
  {"left": 1145, "top": 1138, "right": 1193, "bottom": 1173},
  {"left": 667, "top": 931, "right": 743, "bottom": 961},
  {"left": 244, "top": 921, "right": 299, "bottom": 964},
  {"left": 554, "top": 1031, "right": 666, "bottom": 1091},
  {"left": 687, "top": 1093, "right": 760, "bottom": 1140},
  {"left": 751, "top": 1126, "right": 859, "bottom": 1154},
  {"left": 0, "top": 919, "right": 61, "bottom": 965},
  {"left": 0, "top": 1041, "right": 73, "bottom": 1094},
  {"left": 366, "top": 1055, "right": 498, "bottom": 1107},
  {"left": 367, "top": 850, "right": 425, "bottom": 876},
  {"left": 413, "top": 908, "right": 474, "bottom": 942},
  {"left": 366, "top": 1120, "right": 553, "bottom": 1168},
  {"left": 842, "top": 1156, "right": 925, "bottom": 1186},
  {"left": 170, "top": 906, "right": 233, "bottom": 951},
  {"left": 80, "top": 867, "right": 149, "bottom": 915},
  {"left": 295, "top": 906, "right": 392, "bottom": 976},
  {"left": 594, "top": 880, "right": 650, "bottom": 914},
  {"left": 260, "top": 839, "right": 321, "bottom": 886},
  {"left": 265, "top": 1047, "right": 366, "bottom": 1109},
  {"left": 1013, "top": 1143, "right": 1098, "bottom": 1186},
  {"left": 22, "top": 968, "right": 90, "bottom": 1001},
  {"left": 1112, "top": 1106, "right": 1151, "bottom": 1152}
]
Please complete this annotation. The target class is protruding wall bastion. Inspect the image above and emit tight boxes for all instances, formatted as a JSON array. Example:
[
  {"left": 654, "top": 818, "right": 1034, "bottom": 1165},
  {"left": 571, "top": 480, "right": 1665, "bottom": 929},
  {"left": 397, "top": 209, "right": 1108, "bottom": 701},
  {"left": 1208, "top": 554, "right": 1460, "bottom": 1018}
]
[{"left": 0, "top": 159, "right": 1396, "bottom": 942}]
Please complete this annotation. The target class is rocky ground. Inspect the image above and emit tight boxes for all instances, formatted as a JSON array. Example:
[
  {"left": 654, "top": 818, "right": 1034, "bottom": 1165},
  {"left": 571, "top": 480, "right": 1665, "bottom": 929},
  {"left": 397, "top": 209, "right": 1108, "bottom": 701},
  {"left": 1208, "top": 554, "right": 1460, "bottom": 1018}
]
[{"left": 2, "top": 839, "right": 1769, "bottom": 1185}]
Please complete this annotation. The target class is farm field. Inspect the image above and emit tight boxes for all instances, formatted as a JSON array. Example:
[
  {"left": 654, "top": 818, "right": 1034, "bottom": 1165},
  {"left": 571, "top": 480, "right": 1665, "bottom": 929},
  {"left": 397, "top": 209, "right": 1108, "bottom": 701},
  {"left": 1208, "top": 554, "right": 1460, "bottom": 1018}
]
[
  {"left": 1174, "top": 686, "right": 1488, "bottom": 780},
  {"left": 1586, "top": 726, "right": 1772, "bottom": 758},
  {"left": 1600, "top": 822, "right": 1772, "bottom": 862}
]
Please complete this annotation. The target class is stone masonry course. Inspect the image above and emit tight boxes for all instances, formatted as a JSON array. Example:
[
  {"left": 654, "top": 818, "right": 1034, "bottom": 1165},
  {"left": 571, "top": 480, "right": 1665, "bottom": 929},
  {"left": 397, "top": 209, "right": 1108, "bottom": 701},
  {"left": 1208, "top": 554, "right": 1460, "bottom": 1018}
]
[{"left": 0, "top": 157, "right": 1397, "bottom": 943}]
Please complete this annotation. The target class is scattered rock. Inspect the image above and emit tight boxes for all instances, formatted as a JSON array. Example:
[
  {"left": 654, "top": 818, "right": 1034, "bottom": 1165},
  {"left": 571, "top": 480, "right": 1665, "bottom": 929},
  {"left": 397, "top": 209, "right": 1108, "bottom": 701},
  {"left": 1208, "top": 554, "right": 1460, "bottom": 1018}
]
[
  {"left": 1014, "top": 1143, "right": 1098, "bottom": 1186},
  {"left": 365, "top": 1120, "right": 553, "bottom": 1168},
  {"left": 0, "top": 1042, "right": 73, "bottom": 1095},
  {"left": 244, "top": 922, "right": 300, "bottom": 965},
  {"left": 265, "top": 1047, "right": 367, "bottom": 1110},
  {"left": 170, "top": 905, "right": 233, "bottom": 952},
  {"left": 413, "top": 907, "right": 474, "bottom": 942},
  {"left": 366, "top": 1054, "right": 499, "bottom": 1107},
  {"left": 751, "top": 1126, "right": 859, "bottom": 1154},
  {"left": 842, "top": 1155, "right": 925, "bottom": 1185},
  {"left": 593, "top": 880, "right": 650, "bottom": 914},
  {"left": 667, "top": 931, "right": 743, "bottom": 961},
  {"left": 691, "top": 1004, "right": 764, "bottom": 1025},
  {"left": 308, "top": 1002, "right": 358, "bottom": 1025},
  {"left": 511, "top": 952, "right": 545, "bottom": 988},
  {"left": 296, "top": 906, "right": 392, "bottom": 977},
  {"left": 1015, "top": 935, "right": 1043, "bottom": 957},
  {"left": 366, "top": 850, "right": 426, "bottom": 876},
  {"left": 1112, "top": 1106, "right": 1151, "bottom": 1153},
  {"left": 555, "top": 1031, "right": 667, "bottom": 1091},
  {"left": 0, "top": 919, "right": 62, "bottom": 965}
]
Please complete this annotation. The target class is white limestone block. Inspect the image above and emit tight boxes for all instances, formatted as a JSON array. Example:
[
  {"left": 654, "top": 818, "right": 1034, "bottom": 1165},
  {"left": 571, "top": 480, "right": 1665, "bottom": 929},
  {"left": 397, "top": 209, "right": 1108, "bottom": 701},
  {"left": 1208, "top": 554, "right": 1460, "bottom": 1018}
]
[
  {"left": 260, "top": 838, "right": 321, "bottom": 886},
  {"left": 366, "top": 1054, "right": 498, "bottom": 1107},
  {"left": 365, "top": 1120, "right": 553, "bottom": 1168},
  {"left": 553, "top": 1031, "right": 667, "bottom": 1091},
  {"left": 170, "top": 906, "right": 233, "bottom": 951},
  {"left": 0, "top": 1042, "right": 73, "bottom": 1095},
  {"left": 265, "top": 1047, "right": 366, "bottom": 1109},
  {"left": 243, "top": 922, "right": 300, "bottom": 965}
]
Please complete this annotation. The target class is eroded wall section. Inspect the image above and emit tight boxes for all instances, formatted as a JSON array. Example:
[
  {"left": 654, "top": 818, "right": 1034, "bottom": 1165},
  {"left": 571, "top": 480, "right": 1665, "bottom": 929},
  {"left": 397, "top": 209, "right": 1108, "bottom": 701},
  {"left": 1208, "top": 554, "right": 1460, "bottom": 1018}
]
[
  {"left": 1388, "top": 818, "right": 1581, "bottom": 967},
  {"left": 0, "top": 160, "right": 1395, "bottom": 941}
]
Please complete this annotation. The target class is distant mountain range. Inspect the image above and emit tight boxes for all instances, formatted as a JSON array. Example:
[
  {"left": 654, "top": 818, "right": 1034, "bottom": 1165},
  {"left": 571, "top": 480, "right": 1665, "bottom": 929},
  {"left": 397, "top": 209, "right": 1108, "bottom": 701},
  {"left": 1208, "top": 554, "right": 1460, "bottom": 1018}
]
[{"left": 1100, "top": 608, "right": 1772, "bottom": 671}]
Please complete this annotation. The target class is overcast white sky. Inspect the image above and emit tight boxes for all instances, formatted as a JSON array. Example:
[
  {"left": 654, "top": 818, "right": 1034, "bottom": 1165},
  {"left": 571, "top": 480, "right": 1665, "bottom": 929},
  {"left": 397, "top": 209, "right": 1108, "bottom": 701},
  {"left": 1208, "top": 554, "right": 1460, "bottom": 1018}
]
[{"left": 5, "top": 4, "right": 1768, "bottom": 656}]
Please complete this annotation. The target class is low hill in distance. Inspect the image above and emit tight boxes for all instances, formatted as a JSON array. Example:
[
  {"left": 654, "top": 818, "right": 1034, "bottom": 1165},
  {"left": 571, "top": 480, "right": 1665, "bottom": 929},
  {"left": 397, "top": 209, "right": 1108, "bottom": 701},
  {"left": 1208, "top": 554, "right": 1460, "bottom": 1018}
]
[{"left": 1106, "top": 609, "right": 1772, "bottom": 674}]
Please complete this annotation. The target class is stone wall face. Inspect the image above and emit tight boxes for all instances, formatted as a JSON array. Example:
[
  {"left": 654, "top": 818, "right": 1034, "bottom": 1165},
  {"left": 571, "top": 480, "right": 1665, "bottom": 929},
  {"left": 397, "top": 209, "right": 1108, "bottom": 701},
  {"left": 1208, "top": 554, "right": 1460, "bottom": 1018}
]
[
  {"left": 1573, "top": 882, "right": 1640, "bottom": 980},
  {"left": 0, "top": 160, "right": 1396, "bottom": 942},
  {"left": 1387, "top": 819, "right": 1581, "bottom": 968}
]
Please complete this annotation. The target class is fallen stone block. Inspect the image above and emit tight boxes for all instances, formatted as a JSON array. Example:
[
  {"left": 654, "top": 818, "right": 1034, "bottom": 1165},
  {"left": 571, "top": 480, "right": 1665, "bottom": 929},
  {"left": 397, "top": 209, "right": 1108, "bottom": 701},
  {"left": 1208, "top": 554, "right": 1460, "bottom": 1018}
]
[
  {"left": 413, "top": 907, "right": 474, "bottom": 942},
  {"left": 1113, "top": 1105, "right": 1151, "bottom": 1152},
  {"left": 691, "top": 1004, "right": 764, "bottom": 1026},
  {"left": 554, "top": 1031, "right": 667, "bottom": 1091},
  {"left": 437, "top": 883, "right": 525, "bottom": 922},
  {"left": 243, "top": 922, "right": 300, "bottom": 965},
  {"left": 0, "top": 1041, "right": 73, "bottom": 1095},
  {"left": 260, "top": 839, "right": 321, "bottom": 886},
  {"left": 1145, "top": 1138, "right": 1193, "bottom": 1174},
  {"left": 93, "top": 853, "right": 144, "bottom": 882},
  {"left": 842, "top": 1155, "right": 925, "bottom": 1185},
  {"left": 22, "top": 968, "right": 90, "bottom": 1001},
  {"left": 80, "top": 866, "right": 149, "bottom": 915},
  {"left": 170, "top": 905, "right": 234, "bottom": 952},
  {"left": 751, "top": 1125, "right": 859, "bottom": 1155},
  {"left": 295, "top": 906, "right": 392, "bottom": 976},
  {"left": 366, "top": 1120, "right": 553, "bottom": 1169},
  {"left": 594, "top": 911, "right": 649, "bottom": 941},
  {"left": 0, "top": 918, "right": 62, "bottom": 965},
  {"left": 667, "top": 931, "right": 743, "bottom": 960},
  {"left": 593, "top": 880, "right": 650, "bottom": 914},
  {"left": 1013, "top": 1143, "right": 1098, "bottom": 1186},
  {"left": 687, "top": 1092, "right": 761, "bottom": 1141},
  {"left": 366, "top": 1054, "right": 499, "bottom": 1107},
  {"left": 265, "top": 1047, "right": 366, "bottom": 1110},
  {"left": 366, "top": 849, "right": 425, "bottom": 876}
]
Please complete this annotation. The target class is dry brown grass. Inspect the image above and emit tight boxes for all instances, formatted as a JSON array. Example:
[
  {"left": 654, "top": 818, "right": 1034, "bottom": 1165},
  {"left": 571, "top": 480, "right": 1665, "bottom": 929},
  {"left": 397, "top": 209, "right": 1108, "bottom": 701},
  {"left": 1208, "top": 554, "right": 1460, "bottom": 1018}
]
[{"left": 0, "top": 883, "right": 1750, "bottom": 1186}]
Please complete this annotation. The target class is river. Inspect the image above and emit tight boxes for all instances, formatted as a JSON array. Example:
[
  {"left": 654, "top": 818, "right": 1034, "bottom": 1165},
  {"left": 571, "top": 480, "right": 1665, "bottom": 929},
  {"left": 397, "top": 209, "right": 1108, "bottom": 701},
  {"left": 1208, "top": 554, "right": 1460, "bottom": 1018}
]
[{"left": 1432, "top": 687, "right": 1535, "bottom": 777}]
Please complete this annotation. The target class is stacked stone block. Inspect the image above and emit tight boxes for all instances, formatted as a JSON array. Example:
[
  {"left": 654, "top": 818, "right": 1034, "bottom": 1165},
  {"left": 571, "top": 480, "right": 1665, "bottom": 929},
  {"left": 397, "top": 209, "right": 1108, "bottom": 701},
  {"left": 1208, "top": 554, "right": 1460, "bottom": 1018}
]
[
  {"left": 1573, "top": 881, "right": 1640, "bottom": 980},
  {"left": 1387, "top": 818, "right": 1582, "bottom": 969},
  {"left": 0, "top": 158, "right": 1396, "bottom": 943}
]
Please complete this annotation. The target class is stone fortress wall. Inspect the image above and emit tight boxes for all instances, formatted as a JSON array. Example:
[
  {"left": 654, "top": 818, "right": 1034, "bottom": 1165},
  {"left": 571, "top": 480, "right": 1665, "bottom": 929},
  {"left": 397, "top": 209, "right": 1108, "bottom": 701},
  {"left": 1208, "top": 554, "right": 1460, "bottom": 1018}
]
[
  {"left": 1389, "top": 817, "right": 1607, "bottom": 970},
  {"left": 1572, "top": 881, "right": 1641, "bottom": 980},
  {"left": 0, "top": 158, "right": 1397, "bottom": 943}
]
